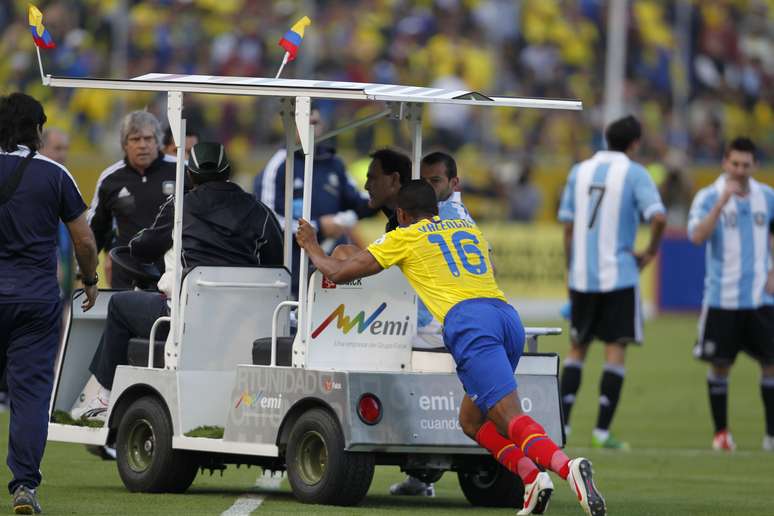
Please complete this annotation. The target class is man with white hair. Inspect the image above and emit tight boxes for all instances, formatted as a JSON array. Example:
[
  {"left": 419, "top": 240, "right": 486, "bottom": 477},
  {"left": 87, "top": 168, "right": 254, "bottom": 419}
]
[
  {"left": 88, "top": 111, "right": 183, "bottom": 288},
  {"left": 40, "top": 127, "right": 70, "bottom": 165}
]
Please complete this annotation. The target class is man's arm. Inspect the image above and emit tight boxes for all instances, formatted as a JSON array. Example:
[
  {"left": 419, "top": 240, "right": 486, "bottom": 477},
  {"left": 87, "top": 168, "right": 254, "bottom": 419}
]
[
  {"left": 88, "top": 183, "right": 113, "bottom": 252},
  {"left": 563, "top": 221, "right": 573, "bottom": 270},
  {"left": 66, "top": 212, "right": 99, "bottom": 311},
  {"left": 257, "top": 206, "right": 285, "bottom": 266},
  {"left": 296, "top": 218, "right": 382, "bottom": 283},
  {"left": 634, "top": 212, "right": 667, "bottom": 269},
  {"left": 688, "top": 182, "right": 739, "bottom": 244},
  {"left": 129, "top": 196, "right": 174, "bottom": 262},
  {"left": 767, "top": 219, "right": 774, "bottom": 295}
]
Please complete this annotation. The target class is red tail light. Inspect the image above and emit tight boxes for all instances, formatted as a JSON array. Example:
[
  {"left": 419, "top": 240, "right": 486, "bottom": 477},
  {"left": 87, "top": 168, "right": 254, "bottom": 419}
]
[{"left": 357, "top": 393, "right": 382, "bottom": 425}]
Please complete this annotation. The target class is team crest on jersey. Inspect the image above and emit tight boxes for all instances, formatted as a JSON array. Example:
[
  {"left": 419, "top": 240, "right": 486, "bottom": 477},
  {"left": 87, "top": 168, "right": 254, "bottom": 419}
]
[
  {"left": 162, "top": 181, "right": 175, "bottom": 195},
  {"left": 328, "top": 173, "right": 339, "bottom": 188},
  {"left": 754, "top": 212, "right": 766, "bottom": 226}
]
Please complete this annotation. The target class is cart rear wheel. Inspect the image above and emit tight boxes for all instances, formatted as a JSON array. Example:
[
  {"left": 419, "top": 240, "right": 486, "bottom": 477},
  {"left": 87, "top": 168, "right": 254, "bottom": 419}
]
[
  {"left": 286, "top": 408, "right": 374, "bottom": 505},
  {"left": 458, "top": 456, "right": 524, "bottom": 507},
  {"left": 116, "top": 395, "right": 198, "bottom": 493}
]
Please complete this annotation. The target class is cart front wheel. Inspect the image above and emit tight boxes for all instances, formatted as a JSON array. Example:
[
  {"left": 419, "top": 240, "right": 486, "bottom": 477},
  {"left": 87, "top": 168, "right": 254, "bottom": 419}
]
[{"left": 116, "top": 395, "right": 198, "bottom": 493}]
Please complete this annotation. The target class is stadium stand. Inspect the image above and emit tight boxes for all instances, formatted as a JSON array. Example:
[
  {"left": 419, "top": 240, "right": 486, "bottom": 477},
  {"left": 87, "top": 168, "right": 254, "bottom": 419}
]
[{"left": 1, "top": 0, "right": 772, "bottom": 224}]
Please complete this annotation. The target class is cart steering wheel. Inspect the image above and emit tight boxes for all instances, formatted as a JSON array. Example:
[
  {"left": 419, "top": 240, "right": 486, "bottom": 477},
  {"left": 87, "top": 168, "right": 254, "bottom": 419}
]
[{"left": 108, "top": 246, "right": 162, "bottom": 289}]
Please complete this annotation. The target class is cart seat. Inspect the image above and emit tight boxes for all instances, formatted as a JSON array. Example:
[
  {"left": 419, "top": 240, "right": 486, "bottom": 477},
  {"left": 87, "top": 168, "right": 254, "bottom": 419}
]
[
  {"left": 127, "top": 338, "right": 165, "bottom": 368},
  {"left": 252, "top": 336, "right": 294, "bottom": 366}
]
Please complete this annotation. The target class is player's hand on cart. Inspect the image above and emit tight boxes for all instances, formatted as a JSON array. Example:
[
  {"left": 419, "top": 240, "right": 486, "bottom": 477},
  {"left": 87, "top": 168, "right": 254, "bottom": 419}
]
[
  {"left": 81, "top": 284, "right": 98, "bottom": 311},
  {"left": 296, "top": 218, "right": 322, "bottom": 255}
]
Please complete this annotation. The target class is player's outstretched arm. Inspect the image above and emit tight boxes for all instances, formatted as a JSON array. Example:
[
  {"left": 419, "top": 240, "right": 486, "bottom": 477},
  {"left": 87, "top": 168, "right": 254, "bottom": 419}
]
[{"left": 296, "top": 218, "right": 383, "bottom": 283}]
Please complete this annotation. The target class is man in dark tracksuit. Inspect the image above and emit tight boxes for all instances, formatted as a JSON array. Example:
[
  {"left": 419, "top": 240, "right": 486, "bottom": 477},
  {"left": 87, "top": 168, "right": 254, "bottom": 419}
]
[
  {"left": 72, "top": 142, "right": 283, "bottom": 421},
  {"left": 254, "top": 118, "right": 374, "bottom": 296},
  {"left": 88, "top": 111, "right": 186, "bottom": 289},
  {"left": 0, "top": 93, "right": 99, "bottom": 513}
]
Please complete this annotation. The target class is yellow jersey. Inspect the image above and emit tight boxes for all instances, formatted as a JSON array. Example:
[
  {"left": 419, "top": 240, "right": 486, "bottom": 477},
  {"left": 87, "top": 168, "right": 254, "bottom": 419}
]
[{"left": 367, "top": 216, "right": 506, "bottom": 323}]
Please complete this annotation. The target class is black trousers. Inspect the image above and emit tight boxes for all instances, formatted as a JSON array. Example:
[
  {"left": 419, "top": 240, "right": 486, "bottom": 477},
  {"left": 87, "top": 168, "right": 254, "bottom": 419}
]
[
  {"left": 89, "top": 291, "right": 169, "bottom": 390},
  {"left": 0, "top": 301, "right": 61, "bottom": 493}
]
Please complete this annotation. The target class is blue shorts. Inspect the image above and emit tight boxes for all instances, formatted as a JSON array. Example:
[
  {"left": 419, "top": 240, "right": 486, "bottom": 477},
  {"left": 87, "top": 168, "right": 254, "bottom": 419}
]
[{"left": 442, "top": 298, "right": 525, "bottom": 414}]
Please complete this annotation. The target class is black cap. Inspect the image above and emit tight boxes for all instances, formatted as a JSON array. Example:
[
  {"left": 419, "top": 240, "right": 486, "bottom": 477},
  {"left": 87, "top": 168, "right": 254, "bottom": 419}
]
[{"left": 187, "top": 142, "right": 230, "bottom": 177}]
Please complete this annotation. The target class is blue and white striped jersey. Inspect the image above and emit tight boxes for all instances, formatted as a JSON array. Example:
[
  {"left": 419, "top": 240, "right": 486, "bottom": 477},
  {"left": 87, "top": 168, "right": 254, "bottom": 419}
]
[
  {"left": 687, "top": 175, "right": 774, "bottom": 309},
  {"left": 558, "top": 151, "right": 665, "bottom": 293},
  {"left": 438, "top": 191, "right": 473, "bottom": 221}
]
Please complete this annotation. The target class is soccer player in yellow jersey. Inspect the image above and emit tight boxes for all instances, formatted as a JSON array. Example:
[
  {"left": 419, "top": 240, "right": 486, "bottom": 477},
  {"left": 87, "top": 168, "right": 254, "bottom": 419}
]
[{"left": 297, "top": 180, "right": 606, "bottom": 516}]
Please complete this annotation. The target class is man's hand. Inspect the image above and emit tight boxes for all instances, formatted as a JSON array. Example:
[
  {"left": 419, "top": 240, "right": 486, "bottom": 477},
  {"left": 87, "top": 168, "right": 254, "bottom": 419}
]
[
  {"left": 766, "top": 270, "right": 774, "bottom": 295},
  {"left": 721, "top": 179, "right": 743, "bottom": 205},
  {"left": 81, "top": 284, "right": 98, "bottom": 311},
  {"left": 633, "top": 250, "right": 656, "bottom": 270},
  {"left": 296, "top": 218, "right": 323, "bottom": 256}
]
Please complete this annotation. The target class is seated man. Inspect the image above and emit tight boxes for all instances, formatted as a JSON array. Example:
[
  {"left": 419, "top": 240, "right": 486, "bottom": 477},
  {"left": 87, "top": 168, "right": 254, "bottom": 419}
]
[{"left": 72, "top": 142, "right": 283, "bottom": 421}]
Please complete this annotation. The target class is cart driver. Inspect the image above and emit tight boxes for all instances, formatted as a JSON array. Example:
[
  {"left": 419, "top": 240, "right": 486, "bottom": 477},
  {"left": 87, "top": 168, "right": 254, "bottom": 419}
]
[{"left": 71, "top": 142, "right": 284, "bottom": 423}]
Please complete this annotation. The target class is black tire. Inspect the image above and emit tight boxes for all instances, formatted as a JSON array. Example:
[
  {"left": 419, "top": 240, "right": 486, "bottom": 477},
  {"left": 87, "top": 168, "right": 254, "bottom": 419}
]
[
  {"left": 458, "top": 456, "right": 524, "bottom": 507},
  {"left": 116, "top": 395, "right": 198, "bottom": 493},
  {"left": 286, "top": 407, "right": 375, "bottom": 506}
]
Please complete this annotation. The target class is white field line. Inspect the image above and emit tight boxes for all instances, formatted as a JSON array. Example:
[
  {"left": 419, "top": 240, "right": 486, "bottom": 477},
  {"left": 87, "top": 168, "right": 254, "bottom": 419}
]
[{"left": 221, "top": 495, "right": 265, "bottom": 515}]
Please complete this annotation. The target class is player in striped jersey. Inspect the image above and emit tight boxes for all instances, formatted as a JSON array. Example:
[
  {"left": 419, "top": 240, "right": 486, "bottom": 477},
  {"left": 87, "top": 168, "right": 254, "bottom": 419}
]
[
  {"left": 688, "top": 137, "right": 774, "bottom": 452},
  {"left": 557, "top": 116, "right": 667, "bottom": 450}
]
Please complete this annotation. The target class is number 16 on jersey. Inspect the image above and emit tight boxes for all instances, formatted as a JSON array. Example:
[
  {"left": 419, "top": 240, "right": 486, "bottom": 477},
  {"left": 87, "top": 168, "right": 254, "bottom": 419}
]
[{"left": 427, "top": 230, "right": 488, "bottom": 277}]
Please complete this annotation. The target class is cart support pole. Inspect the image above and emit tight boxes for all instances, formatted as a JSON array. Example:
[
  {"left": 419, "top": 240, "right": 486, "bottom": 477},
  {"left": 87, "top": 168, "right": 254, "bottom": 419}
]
[
  {"left": 408, "top": 103, "right": 422, "bottom": 179},
  {"left": 281, "top": 98, "right": 295, "bottom": 271},
  {"left": 294, "top": 97, "right": 314, "bottom": 364},
  {"left": 167, "top": 91, "right": 186, "bottom": 370}
]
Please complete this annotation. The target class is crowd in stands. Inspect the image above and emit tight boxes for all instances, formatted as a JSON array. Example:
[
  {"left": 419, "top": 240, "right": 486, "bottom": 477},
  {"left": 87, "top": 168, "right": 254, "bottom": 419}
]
[{"left": 1, "top": 0, "right": 772, "bottom": 223}]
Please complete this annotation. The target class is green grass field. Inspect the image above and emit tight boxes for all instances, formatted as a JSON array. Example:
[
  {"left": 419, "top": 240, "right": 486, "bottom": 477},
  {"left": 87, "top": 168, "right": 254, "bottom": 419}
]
[{"left": 1, "top": 315, "right": 773, "bottom": 515}]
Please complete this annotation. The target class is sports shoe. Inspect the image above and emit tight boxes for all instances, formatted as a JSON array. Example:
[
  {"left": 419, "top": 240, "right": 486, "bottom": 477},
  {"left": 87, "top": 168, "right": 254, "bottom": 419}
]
[
  {"left": 591, "top": 432, "right": 630, "bottom": 451},
  {"left": 389, "top": 476, "right": 435, "bottom": 496},
  {"left": 712, "top": 430, "right": 736, "bottom": 452},
  {"left": 567, "top": 458, "right": 606, "bottom": 516},
  {"left": 70, "top": 395, "right": 108, "bottom": 422},
  {"left": 762, "top": 435, "right": 773, "bottom": 452},
  {"left": 85, "top": 444, "right": 116, "bottom": 460},
  {"left": 517, "top": 471, "right": 553, "bottom": 515},
  {"left": 12, "top": 486, "right": 42, "bottom": 514}
]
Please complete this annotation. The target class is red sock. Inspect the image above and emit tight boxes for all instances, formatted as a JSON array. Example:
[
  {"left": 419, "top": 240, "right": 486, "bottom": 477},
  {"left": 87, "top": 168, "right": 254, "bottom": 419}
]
[
  {"left": 508, "top": 414, "right": 570, "bottom": 480},
  {"left": 475, "top": 420, "right": 539, "bottom": 484}
]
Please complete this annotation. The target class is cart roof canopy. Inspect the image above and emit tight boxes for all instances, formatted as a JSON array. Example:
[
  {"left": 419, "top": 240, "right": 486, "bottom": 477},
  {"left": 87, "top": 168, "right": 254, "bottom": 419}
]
[{"left": 44, "top": 73, "right": 582, "bottom": 110}]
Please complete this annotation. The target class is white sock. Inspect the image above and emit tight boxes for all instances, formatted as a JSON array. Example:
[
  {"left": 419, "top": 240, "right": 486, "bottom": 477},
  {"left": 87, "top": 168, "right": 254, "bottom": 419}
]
[
  {"left": 98, "top": 386, "right": 111, "bottom": 404},
  {"left": 593, "top": 428, "right": 610, "bottom": 442}
]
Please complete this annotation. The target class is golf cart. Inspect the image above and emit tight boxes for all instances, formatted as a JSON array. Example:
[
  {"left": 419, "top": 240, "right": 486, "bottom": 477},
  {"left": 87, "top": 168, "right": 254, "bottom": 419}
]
[{"left": 45, "top": 71, "right": 581, "bottom": 506}]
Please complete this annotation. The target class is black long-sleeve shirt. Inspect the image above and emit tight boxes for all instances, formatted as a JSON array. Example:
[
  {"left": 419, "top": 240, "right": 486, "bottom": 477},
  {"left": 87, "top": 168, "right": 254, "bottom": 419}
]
[{"left": 130, "top": 181, "right": 284, "bottom": 270}]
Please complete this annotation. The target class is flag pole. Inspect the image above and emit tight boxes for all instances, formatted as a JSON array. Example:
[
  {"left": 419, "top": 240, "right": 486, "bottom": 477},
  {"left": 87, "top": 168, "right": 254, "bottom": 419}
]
[
  {"left": 275, "top": 52, "right": 289, "bottom": 79},
  {"left": 35, "top": 46, "right": 45, "bottom": 83}
]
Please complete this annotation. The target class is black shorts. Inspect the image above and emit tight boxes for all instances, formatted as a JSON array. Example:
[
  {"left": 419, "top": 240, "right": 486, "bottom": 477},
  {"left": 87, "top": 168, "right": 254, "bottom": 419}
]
[
  {"left": 569, "top": 287, "right": 642, "bottom": 346},
  {"left": 694, "top": 306, "right": 774, "bottom": 366}
]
